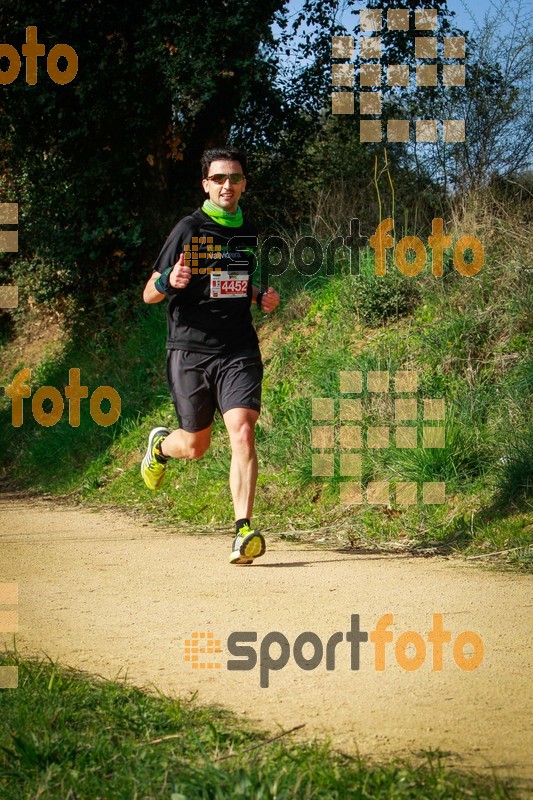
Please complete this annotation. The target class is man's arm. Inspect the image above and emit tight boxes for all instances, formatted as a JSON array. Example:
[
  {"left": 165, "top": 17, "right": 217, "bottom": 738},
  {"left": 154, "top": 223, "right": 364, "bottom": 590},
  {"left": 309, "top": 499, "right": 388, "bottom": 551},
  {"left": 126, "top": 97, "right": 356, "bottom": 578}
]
[
  {"left": 252, "top": 284, "right": 280, "bottom": 313},
  {"left": 143, "top": 272, "right": 165, "bottom": 304},
  {"left": 142, "top": 253, "right": 191, "bottom": 304}
]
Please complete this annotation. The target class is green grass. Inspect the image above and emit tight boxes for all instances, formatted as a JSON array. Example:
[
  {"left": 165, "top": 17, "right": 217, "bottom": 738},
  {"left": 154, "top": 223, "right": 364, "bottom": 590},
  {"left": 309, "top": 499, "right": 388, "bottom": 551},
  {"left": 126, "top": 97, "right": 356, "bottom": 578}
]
[
  {"left": 0, "top": 235, "right": 531, "bottom": 566},
  {"left": 0, "top": 653, "right": 519, "bottom": 799},
  {"left": 492, "top": 424, "right": 533, "bottom": 507}
]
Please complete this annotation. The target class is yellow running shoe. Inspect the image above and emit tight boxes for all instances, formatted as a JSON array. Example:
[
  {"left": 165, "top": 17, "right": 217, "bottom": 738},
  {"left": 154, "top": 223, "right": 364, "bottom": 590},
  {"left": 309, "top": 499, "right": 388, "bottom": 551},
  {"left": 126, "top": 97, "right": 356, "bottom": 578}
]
[
  {"left": 141, "top": 426, "right": 170, "bottom": 490},
  {"left": 229, "top": 524, "right": 266, "bottom": 565}
]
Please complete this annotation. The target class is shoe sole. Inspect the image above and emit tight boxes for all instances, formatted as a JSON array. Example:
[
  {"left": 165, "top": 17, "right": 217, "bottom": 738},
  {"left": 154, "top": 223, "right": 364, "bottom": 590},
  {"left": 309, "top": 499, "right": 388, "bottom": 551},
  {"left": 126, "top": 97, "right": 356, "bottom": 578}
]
[
  {"left": 229, "top": 531, "right": 266, "bottom": 565},
  {"left": 141, "top": 426, "right": 170, "bottom": 490}
]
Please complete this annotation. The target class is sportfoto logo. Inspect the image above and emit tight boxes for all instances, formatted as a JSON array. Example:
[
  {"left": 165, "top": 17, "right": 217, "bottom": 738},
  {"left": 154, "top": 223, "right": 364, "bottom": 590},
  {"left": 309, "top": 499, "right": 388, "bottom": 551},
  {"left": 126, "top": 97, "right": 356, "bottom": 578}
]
[
  {"left": 214, "top": 218, "right": 484, "bottom": 279},
  {"left": 331, "top": 8, "right": 466, "bottom": 143},
  {"left": 184, "top": 614, "right": 484, "bottom": 688}
]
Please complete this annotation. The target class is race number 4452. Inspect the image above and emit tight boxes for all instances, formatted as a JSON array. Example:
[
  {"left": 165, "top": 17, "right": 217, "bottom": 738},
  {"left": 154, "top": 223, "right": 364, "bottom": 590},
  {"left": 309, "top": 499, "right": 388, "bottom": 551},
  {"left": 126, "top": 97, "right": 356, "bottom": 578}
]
[{"left": 210, "top": 271, "right": 249, "bottom": 298}]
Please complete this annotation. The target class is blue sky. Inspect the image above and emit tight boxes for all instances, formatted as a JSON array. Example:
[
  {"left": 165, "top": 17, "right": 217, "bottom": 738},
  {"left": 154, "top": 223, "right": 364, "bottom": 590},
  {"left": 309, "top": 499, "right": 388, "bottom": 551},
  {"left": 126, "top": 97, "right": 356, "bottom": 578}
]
[
  {"left": 448, "top": 0, "right": 493, "bottom": 33},
  {"left": 445, "top": 0, "right": 523, "bottom": 35},
  {"left": 276, "top": 0, "right": 527, "bottom": 41}
]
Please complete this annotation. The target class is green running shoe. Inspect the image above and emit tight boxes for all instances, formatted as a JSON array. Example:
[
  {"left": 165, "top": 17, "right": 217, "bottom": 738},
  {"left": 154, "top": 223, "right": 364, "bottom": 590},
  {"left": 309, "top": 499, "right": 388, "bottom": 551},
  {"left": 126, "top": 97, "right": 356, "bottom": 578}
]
[
  {"left": 141, "top": 426, "right": 170, "bottom": 490},
  {"left": 229, "top": 524, "right": 266, "bottom": 565}
]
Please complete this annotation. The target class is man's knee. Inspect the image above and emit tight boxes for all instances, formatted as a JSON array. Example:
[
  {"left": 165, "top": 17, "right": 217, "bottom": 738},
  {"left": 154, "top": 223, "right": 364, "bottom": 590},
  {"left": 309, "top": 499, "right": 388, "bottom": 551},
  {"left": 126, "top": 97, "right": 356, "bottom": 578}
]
[{"left": 230, "top": 420, "right": 256, "bottom": 451}]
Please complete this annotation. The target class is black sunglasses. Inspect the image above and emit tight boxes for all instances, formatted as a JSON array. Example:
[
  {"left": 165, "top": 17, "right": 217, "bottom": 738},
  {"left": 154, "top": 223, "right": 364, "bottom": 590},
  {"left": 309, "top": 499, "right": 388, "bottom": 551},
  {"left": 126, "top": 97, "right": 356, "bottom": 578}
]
[{"left": 206, "top": 173, "right": 245, "bottom": 185}]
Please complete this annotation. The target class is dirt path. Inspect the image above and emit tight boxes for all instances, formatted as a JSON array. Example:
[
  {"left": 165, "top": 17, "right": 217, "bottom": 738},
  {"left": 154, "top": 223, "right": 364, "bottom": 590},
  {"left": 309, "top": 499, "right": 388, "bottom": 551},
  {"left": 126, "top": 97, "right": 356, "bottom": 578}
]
[{"left": 1, "top": 494, "right": 531, "bottom": 785}]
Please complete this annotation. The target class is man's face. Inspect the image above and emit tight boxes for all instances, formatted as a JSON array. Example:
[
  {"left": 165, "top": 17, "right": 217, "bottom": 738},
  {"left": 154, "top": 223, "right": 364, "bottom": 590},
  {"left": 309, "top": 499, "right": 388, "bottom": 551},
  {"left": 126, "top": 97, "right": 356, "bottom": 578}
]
[{"left": 202, "top": 159, "right": 246, "bottom": 213}]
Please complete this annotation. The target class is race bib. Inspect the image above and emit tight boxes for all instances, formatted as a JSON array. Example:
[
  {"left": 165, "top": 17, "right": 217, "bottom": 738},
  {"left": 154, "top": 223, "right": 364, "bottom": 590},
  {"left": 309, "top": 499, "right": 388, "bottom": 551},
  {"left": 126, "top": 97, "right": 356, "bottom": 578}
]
[{"left": 210, "top": 271, "right": 250, "bottom": 299}]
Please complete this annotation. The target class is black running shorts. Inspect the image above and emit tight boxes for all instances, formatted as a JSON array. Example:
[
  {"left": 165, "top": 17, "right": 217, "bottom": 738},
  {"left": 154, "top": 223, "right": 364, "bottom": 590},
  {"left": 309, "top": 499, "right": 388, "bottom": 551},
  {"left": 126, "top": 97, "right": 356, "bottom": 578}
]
[{"left": 166, "top": 348, "right": 264, "bottom": 432}]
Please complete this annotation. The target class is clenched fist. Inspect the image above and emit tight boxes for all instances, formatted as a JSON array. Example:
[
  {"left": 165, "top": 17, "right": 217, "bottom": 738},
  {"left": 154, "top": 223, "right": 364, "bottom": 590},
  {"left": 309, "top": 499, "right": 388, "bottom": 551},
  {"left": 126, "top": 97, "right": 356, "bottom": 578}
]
[
  {"left": 260, "top": 286, "right": 280, "bottom": 313},
  {"left": 169, "top": 252, "right": 192, "bottom": 289}
]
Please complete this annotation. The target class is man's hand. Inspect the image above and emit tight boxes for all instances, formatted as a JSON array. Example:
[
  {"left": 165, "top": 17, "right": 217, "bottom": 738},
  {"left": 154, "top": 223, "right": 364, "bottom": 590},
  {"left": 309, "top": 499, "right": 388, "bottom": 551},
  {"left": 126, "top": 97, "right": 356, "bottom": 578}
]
[
  {"left": 261, "top": 286, "right": 280, "bottom": 314},
  {"left": 169, "top": 252, "right": 192, "bottom": 289}
]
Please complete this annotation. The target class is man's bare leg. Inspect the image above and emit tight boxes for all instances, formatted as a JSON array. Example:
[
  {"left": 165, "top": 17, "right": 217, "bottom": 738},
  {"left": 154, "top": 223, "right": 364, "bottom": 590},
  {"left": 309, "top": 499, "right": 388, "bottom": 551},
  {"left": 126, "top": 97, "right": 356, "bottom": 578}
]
[
  {"left": 222, "top": 407, "right": 259, "bottom": 520},
  {"left": 141, "top": 424, "right": 211, "bottom": 491},
  {"left": 160, "top": 425, "right": 212, "bottom": 461}
]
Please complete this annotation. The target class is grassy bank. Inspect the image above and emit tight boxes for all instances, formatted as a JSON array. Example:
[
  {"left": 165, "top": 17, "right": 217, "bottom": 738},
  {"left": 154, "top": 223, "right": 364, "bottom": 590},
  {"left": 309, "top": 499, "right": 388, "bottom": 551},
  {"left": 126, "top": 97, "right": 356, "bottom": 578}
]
[
  {"left": 0, "top": 652, "right": 520, "bottom": 799},
  {"left": 0, "top": 210, "right": 531, "bottom": 569}
]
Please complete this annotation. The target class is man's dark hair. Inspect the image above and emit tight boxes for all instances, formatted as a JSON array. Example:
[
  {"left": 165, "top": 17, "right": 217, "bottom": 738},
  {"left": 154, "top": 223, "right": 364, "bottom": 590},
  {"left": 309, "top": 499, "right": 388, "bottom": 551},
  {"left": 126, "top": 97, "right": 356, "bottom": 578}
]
[{"left": 201, "top": 147, "right": 247, "bottom": 178}]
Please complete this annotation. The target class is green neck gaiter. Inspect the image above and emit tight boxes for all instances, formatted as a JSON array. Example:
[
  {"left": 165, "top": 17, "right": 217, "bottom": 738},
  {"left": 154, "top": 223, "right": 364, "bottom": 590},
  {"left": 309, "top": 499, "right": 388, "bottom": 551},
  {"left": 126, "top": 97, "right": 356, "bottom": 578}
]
[{"left": 202, "top": 198, "right": 243, "bottom": 227}]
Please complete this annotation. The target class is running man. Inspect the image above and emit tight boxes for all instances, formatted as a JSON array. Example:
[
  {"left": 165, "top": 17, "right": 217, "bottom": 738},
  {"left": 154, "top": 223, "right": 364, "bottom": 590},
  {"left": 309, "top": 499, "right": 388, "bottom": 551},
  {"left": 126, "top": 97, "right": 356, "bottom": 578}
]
[{"left": 141, "top": 147, "right": 280, "bottom": 565}]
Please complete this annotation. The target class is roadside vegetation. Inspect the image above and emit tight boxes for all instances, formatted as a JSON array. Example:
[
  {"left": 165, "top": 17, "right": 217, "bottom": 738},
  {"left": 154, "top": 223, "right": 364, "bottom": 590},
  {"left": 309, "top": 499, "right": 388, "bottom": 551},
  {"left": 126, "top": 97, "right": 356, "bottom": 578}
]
[
  {"left": 0, "top": 653, "right": 520, "bottom": 799},
  {"left": 0, "top": 188, "right": 531, "bottom": 570},
  {"left": 1, "top": 0, "right": 530, "bottom": 572}
]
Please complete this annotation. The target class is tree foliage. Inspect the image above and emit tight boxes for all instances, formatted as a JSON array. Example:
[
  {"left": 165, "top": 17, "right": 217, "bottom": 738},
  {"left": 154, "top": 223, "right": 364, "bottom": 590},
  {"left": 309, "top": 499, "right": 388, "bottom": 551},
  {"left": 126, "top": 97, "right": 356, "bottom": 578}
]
[
  {"left": 0, "top": 0, "right": 529, "bottom": 313},
  {"left": 0, "top": 0, "right": 284, "bottom": 308}
]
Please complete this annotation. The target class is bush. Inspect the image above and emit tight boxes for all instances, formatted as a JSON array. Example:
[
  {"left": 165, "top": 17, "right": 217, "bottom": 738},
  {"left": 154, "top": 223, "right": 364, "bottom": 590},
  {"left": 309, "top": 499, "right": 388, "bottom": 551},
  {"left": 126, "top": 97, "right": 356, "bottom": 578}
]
[
  {"left": 353, "top": 270, "right": 421, "bottom": 326},
  {"left": 493, "top": 425, "right": 533, "bottom": 508}
]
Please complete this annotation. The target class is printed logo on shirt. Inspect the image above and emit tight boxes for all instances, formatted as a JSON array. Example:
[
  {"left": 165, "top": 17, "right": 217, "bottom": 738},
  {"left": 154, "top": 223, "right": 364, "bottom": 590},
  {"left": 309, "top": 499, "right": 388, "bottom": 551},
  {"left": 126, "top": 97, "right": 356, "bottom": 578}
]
[{"left": 184, "top": 237, "right": 257, "bottom": 274}]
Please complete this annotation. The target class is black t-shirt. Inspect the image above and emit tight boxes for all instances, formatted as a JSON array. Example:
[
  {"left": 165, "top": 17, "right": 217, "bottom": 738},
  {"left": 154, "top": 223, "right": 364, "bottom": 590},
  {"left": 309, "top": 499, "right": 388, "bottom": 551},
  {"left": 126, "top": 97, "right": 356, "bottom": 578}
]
[{"left": 151, "top": 208, "right": 260, "bottom": 354}]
